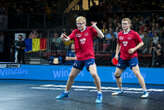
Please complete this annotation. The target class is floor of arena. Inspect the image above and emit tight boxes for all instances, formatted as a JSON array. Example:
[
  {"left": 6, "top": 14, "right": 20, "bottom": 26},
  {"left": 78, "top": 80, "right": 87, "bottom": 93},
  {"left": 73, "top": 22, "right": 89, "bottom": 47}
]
[{"left": 0, "top": 80, "right": 164, "bottom": 110}]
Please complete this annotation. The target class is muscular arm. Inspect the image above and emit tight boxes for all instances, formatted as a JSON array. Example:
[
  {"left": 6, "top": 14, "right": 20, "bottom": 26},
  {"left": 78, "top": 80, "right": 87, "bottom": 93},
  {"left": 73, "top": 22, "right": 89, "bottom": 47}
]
[
  {"left": 134, "top": 41, "right": 144, "bottom": 51},
  {"left": 115, "top": 43, "right": 121, "bottom": 59},
  {"left": 91, "top": 22, "right": 104, "bottom": 39},
  {"left": 128, "top": 41, "right": 144, "bottom": 54}
]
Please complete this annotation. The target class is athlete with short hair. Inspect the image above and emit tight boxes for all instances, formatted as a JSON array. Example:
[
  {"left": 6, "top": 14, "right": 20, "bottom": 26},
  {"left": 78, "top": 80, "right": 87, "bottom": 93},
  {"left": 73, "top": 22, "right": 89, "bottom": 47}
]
[
  {"left": 56, "top": 16, "right": 104, "bottom": 103},
  {"left": 112, "top": 18, "right": 149, "bottom": 98}
]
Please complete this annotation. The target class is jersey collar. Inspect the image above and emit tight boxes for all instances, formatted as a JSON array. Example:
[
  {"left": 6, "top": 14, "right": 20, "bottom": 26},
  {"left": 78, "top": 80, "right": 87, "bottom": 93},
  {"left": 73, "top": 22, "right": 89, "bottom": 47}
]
[
  {"left": 123, "top": 28, "right": 131, "bottom": 34},
  {"left": 80, "top": 26, "right": 87, "bottom": 32}
]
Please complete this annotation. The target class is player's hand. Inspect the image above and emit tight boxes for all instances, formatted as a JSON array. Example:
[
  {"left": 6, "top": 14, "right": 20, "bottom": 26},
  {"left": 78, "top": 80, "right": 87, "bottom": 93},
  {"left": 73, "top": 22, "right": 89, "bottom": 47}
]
[
  {"left": 91, "top": 21, "right": 97, "bottom": 27},
  {"left": 114, "top": 55, "right": 119, "bottom": 60},
  {"left": 128, "top": 48, "right": 135, "bottom": 54},
  {"left": 60, "top": 33, "right": 67, "bottom": 40}
]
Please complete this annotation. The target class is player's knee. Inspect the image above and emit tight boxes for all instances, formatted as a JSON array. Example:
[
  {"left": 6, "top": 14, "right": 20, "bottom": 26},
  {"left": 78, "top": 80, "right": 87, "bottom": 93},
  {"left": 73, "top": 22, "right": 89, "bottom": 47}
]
[
  {"left": 133, "top": 71, "right": 140, "bottom": 78},
  {"left": 69, "top": 74, "right": 76, "bottom": 81},
  {"left": 91, "top": 73, "right": 97, "bottom": 78},
  {"left": 132, "top": 69, "right": 140, "bottom": 76},
  {"left": 114, "top": 73, "right": 121, "bottom": 79},
  {"left": 115, "top": 75, "right": 121, "bottom": 79}
]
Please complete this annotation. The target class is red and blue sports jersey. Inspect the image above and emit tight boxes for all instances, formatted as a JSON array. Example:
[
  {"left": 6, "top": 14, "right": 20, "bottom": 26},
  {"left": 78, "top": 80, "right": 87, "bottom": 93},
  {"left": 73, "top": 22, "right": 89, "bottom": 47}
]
[
  {"left": 117, "top": 30, "right": 142, "bottom": 60},
  {"left": 69, "top": 26, "right": 97, "bottom": 60}
]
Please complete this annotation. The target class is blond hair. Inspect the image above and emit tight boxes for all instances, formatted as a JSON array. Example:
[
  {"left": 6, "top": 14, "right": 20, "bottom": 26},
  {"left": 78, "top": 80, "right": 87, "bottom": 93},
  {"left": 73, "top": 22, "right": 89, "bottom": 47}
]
[
  {"left": 122, "top": 18, "right": 131, "bottom": 24},
  {"left": 76, "top": 16, "right": 86, "bottom": 23}
]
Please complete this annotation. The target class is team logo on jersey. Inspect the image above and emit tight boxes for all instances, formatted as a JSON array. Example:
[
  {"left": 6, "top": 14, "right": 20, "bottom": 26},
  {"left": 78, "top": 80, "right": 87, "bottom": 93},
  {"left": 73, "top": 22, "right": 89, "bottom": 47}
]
[
  {"left": 84, "top": 32, "right": 88, "bottom": 36},
  {"left": 119, "top": 36, "right": 124, "bottom": 40},
  {"left": 123, "top": 41, "right": 128, "bottom": 46},
  {"left": 76, "top": 34, "right": 81, "bottom": 38},
  {"left": 80, "top": 38, "right": 86, "bottom": 44}
]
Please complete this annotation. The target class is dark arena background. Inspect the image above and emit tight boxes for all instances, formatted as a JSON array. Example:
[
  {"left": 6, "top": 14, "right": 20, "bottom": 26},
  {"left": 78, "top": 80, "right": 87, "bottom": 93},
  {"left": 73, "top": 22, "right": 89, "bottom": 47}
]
[{"left": 0, "top": 0, "right": 164, "bottom": 110}]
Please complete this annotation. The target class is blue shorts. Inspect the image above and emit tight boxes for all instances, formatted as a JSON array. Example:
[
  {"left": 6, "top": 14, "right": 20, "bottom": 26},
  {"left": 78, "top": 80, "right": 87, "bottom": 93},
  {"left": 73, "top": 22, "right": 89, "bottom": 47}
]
[
  {"left": 73, "top": 59, "right": 95, "bottom": 71},
  {"left": 117, "top": 57, "right": 138, "bottom": 70}
]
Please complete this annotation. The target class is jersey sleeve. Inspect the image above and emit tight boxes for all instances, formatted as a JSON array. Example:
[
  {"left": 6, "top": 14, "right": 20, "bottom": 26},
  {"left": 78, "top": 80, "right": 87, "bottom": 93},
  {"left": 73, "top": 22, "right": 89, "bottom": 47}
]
[
  {"left": 68, "top": 30, "right": 76, "bottom": 40},
  {"left": 135, "top": 32, "right": 143, "bottom": 43},
  {"left": 117, "top": 32, "right": 121, "bottom": 44},
  {"left": 90, "top": 26, "right": 98, "bottom": 38}
]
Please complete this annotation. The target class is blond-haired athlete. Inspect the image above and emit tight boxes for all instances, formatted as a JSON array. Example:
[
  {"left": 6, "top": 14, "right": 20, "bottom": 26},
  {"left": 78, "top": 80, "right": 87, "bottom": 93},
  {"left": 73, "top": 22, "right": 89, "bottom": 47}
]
[
  {"left": 56, "top": 16, "right": 104, "bottom": 103},
  {"left": 112, "top": 18, "right": 149, "bottom": 98}
]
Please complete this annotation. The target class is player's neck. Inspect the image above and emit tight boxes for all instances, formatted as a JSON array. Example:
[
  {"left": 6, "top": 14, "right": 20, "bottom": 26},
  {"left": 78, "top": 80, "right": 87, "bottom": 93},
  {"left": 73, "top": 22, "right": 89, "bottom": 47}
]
[
  {"left": 123, "top": 28, "right": 130, "bottom": 34},
  {"left": 80, "top": 26, "right": 86, "bottom": 32}
]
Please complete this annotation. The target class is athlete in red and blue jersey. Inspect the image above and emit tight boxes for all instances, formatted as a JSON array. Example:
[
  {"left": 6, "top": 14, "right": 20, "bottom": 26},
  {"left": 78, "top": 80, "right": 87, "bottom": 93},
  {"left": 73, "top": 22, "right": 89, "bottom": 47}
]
[
  {"left": 118, "top": 29, "right": 142, "bottom": 60},
  {"left": 112, "top": 18, "right": 149, "bottom": 98},
  {"left": 69, "top": 26, "right": 97, "bottom": 61},
  {"left": 56, "top": 16, "right": 104, "bottom": 103}
]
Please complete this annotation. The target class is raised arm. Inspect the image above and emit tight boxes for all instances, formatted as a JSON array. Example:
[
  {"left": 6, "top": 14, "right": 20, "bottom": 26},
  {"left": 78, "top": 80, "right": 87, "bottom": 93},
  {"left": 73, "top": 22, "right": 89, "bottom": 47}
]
[{"left": 91, "top": 21, "right": 104, "bottom": 39}]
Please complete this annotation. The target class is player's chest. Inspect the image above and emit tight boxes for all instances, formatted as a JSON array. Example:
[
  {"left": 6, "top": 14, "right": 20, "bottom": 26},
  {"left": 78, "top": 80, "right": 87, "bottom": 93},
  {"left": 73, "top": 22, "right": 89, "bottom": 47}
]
[
  {"left": 75, "top": 31, "right": 90, "bottom": 38},
  {"left": 119, "top": 34, "right": 134, "bottom": 42},
  {"left": 75, "top": 32, "right": 91, "bottom": 44},
  {"left": 119, "top": 34, "right": 135, "bottom": 46}
]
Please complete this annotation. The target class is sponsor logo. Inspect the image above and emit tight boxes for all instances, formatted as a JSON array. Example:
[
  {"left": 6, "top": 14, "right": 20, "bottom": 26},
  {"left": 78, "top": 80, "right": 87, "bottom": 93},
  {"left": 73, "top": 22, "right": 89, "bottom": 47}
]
[
  {"left": 119, "top": 36, "right": 124, "bottom": 40},
  {"left": 76, "top": 34, "right": 81, "bottom": 38},
  {"left": 80, "top": 38, "right": 86, "bottom": 44}
]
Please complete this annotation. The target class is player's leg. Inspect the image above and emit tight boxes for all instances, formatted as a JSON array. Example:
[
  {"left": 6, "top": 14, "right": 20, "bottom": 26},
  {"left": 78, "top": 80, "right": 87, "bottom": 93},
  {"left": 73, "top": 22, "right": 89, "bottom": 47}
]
[
  {"left": 132, "top": 65, "right": 146, "bottom": 90},
  {"left": 56, "top": 61, "right": 83, "bottom": 100},
  {"left": 89, "top": 64, "right": 101, "bottom": 92},
  {"left": 115, "top": 68, "right": 124, "bottom": 90},
  {"left": 87, "top": 59, "right": 102, "bottom": 103},
  {"left": 112, "top": 67, "right": 124, "bottom": 96},
  {"left": 112, "top": 58, "right": 127, "bottom": 96},
  {"left": 65, "top": 67, "right": 81, "bottom": 91},
  {"left": 89, "top": 64, "right": 102, "bottom": 103},
  {"left": 130, "top": 57, "right": 149, "bottom": 98},
  {"left": 131, "top": 65, "right": 149, "bottom": 98}
]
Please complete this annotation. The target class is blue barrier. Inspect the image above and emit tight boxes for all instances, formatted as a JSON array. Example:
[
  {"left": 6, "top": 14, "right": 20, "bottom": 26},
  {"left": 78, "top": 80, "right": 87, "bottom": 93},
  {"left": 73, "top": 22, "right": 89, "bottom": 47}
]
[{"left": 0, "top": 64, "right": 164, "bottom": 84}]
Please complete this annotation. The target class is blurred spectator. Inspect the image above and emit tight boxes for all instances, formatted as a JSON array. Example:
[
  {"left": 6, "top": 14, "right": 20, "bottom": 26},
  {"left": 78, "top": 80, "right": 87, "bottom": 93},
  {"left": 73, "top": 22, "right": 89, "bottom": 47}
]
[
  {"left": 51, "top": 32, "right": 62, "bottom": 55},
  {"left": 139, "top": 30, "right": 145, "bottom": 39},
  {"left": 101, "top": 22, "right": 107, "bottom": 33},
  {"left": 0, "top": 32, "right": 4, "bottom": 53},
  {"left": 152, "top": 32, "right": 159, "bottom": 45},
  {"left": 104, "top": 28, "right": 113, "bottom": 41},
  {"left": 15, "top": 35, "right": 26, "bottom": 64},
  {"left": 65, "top": 43, "right": 76, "bottom": 65},
  {"left": 0, "top": 15, "right": 7, "bottom": 29},
  {"left": 151, "top": 41, "right": 162, "bottom": 67},
  {"left": 109, "top": 33, "right": 117, "bottom": 54},
  {"left": 103, "top": 28, "right": 113, "bottom": 52},
  {"left": 0, "top": 6, "right": 6, "bottom": 15},
  {"left": 141, "top": 32, "right": 152, "bottom": 54},
  {"left": 29, "top": 30, "right": 39, "bottom": 38},
  {"left": 113, "top": 27, "right": 120, "bottom": 38}
]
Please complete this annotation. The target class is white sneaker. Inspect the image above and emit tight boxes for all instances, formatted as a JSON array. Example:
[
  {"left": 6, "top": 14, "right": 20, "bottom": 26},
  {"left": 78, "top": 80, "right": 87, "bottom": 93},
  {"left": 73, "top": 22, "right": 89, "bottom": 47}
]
[
  {"left": 141, "top": 91, "right": 149, "bottom": 98},
  {"left": 112, "top": 90, "right": 124, "bottom": 96}
]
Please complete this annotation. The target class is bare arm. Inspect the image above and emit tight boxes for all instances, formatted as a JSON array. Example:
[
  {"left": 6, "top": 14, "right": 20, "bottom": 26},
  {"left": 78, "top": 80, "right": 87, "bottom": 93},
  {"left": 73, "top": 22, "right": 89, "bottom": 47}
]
[
  {"left": 65, "top": 56, "right": 77, "bottom": 61},
  {"left": 128, "top": 41, "right": 144, "bottom": 54},
  {"left": 115, "top": 43, "right": 121, "bottom": 59},
  {"left": 91, "top": 22, "right": 104, "bottom": 39}
]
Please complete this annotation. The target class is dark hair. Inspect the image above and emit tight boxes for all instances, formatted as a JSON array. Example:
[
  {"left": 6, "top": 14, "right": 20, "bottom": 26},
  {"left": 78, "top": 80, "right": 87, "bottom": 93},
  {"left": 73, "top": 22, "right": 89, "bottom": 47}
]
[{"left": 19, "top": 34, "right": 23, "bottom": 37}]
